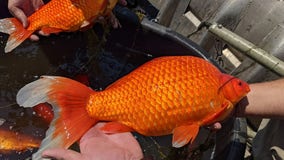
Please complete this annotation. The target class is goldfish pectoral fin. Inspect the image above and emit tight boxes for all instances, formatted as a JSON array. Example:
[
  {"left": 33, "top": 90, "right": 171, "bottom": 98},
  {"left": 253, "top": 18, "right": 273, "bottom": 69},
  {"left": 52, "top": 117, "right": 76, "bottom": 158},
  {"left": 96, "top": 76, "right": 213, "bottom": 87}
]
[
  {"left": 16, "top": 76, "right": 97, "bottom": 159},
  {"left": 100, "top": 122, "right": 134, "bottom": 133},
  {"left": 0, "top": 18, "right": 33, "bottom": 53},
  {"left": 201, "top": 100, "right": 233, "bottom": 125},
  {"left": 41, "top": 27, "right": 63, "bottom": 34},
  {"left": 172, "top": 124, "right": 199, "bottom": 148}
]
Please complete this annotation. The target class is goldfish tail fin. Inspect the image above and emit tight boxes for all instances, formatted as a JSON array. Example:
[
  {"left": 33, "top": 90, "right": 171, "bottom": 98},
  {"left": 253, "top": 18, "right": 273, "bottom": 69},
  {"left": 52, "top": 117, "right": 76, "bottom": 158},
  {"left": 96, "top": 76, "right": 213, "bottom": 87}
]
[
  {"left": 16, "top": 76, "right": 97, "bottom": 159},
  {"left": 0, "top": 18, "right": 33, "bottom": 53}
]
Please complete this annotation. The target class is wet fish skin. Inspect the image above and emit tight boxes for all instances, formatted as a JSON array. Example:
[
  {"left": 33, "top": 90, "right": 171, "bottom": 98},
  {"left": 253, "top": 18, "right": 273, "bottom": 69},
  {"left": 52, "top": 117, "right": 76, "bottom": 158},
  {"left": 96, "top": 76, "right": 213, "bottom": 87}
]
[
  {"left": 16, "top": 56, "right": 250, "bottom": 159},
  {"left": 0, "top": 0, "right": 118, "bottom": 53}
]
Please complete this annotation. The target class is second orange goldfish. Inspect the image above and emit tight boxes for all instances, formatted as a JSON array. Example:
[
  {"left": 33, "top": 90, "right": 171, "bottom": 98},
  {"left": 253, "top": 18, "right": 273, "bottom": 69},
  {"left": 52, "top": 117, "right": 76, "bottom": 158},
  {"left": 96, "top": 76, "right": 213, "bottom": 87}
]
[
  {"left": 16, "top": 56, "right": 250, "bottom": 159},
  {"left": 0, "top": 0, "right": 118, "bottom": 53},
  {"left": 0, "top": 130, "right": 40, "bottom": 154}
]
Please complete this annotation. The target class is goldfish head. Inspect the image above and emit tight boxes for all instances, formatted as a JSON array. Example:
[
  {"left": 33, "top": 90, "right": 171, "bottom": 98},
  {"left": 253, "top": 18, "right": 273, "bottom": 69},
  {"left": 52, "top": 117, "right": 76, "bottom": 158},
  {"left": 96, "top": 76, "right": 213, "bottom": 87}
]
[{"left": 219, "top": 74, "right": 250, "bottom": 104}]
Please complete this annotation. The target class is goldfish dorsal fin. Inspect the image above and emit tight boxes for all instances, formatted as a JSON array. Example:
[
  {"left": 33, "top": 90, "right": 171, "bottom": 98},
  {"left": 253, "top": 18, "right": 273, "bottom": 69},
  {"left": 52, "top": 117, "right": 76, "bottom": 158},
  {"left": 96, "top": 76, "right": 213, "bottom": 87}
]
[
  {"left": 100, "top": 122, "right": 134, "bottom": 133},
  {"left": 172, "top": 124, "right": 199, "bottom": 148},
  {"left": 16, "top": 76, "right": 97, "bottom": 159}
]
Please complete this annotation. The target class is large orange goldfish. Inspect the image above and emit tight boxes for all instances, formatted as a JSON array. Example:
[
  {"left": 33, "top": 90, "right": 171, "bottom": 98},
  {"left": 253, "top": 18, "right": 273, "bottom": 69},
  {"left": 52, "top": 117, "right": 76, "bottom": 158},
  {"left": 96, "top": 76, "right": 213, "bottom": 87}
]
[
  {"left": 16, "top": 56, "right": 250, "bottom": 159},
  {"left": 0, "top": 130, "right": 40, "bottom": 154},
  {"left": 0, "top": 0, "right": 117, "bottom": 53}
]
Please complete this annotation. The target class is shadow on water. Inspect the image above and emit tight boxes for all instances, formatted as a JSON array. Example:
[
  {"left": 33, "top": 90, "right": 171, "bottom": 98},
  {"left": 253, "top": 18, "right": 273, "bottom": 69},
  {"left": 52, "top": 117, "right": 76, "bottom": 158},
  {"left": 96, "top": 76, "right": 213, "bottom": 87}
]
[{"left": 0, "top": 1, "right": 215, "bottom": 159}]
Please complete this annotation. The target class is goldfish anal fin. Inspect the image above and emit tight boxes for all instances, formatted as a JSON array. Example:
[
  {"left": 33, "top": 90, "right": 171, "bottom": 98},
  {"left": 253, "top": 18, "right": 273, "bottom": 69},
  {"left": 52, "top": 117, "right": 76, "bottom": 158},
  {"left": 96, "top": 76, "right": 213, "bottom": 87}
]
[
  {"left": 16, "top": 76, "right": 97, "bottom": 159},
  {"left": 201, "top": 100, "right": 233, "bottom": 125},
  {"left": 172, "top": 124, "right": 199, "bottom": 148},
  {"left": 0, "top": 18, "right": 33, "bottom": 53},
  {"left": 41, "top": 27, "right": 63, "bottom": 34},
  {"left": 100, "top": 122, "right": 134, "bottom": 133}
]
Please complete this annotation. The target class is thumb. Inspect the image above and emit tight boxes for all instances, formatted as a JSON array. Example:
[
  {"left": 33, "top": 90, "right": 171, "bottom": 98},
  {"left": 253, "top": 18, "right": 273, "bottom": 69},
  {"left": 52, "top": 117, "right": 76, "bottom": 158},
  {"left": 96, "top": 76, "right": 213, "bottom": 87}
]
[
  {"left": 8, "top": 6, "right": 28, "bottom": 28},
  {"left": 42, "top": 148, "right": 84, "bottom": 160},
  {"left": 32, "top": 0, "right": 45, "bottom": 11}
]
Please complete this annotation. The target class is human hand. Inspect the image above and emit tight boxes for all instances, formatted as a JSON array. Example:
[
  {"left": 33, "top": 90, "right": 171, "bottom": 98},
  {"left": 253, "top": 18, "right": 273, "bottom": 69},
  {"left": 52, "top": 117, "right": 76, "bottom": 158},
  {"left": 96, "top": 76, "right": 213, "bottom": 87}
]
[
  {"left": 8, "top": 0, "right": 45, "bottom": 40},
  {"left": 209, "top": 122, "right": 222, "bottom": 131},
  {"left": 41, "top": 122, "right": 143, "bottom": 160}
]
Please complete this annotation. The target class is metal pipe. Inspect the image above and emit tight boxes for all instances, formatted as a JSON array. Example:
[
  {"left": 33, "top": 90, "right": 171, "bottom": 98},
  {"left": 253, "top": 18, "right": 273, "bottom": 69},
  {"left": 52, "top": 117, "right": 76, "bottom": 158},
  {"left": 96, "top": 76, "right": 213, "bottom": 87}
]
[
  {"left": 141, "top": 19, "right": 211, "bottom": 60},
  {"left": 208, "top": 22, "right": 284, "bottom": 76}
]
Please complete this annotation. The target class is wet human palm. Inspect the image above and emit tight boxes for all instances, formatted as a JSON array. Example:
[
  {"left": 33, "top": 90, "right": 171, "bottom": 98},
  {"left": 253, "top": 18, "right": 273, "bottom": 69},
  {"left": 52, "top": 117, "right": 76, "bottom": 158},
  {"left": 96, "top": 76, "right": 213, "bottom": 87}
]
[
  {"left": 40, "top": 122, "right": 221, "bottom": 160},
  {"left": 42, "top": 122, "right": 143, "bottom": 160}
]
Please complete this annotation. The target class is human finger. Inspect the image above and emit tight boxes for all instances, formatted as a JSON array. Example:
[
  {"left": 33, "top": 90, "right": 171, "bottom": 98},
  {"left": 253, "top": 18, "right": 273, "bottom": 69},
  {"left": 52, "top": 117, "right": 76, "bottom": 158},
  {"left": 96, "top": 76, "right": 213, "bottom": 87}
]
[
  {"left": 42, "top": 148, "right": 84, "bottom": 160},
  {"left": 29, "top": 34, "right": 40, "bottom": 41},
  {"left": 8, "top": 6, "right": 29, "bottom": 28},
  {"left": 110, "top": 132, "right": 143, "bottom": 159},
  {"left": 38, "top": 30, "right": 50, "bottom": 36},
  {"left": 208, "top": 122, "right": 222, "bottom": 131},
  {"left": 91, "top": 123, "right": 143, "bottom": 159},
  {"left": 32, "top": 0, "right": 45, "bottom": 11},
  {"left": 29, "top": 30, "right": 51, "bottom": 41}
]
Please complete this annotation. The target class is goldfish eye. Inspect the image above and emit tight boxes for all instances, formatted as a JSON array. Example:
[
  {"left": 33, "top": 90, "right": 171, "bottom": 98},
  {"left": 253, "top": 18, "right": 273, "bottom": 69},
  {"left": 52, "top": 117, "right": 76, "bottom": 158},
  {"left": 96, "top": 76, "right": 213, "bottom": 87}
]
[{"left": 238, "top": 81, "right": 243, "bottom": 86}]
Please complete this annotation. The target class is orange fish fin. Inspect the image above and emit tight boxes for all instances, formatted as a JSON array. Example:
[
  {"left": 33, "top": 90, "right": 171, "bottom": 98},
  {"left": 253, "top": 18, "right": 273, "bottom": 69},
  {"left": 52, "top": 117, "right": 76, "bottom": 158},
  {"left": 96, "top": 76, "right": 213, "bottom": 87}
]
[
  {"left": 201, "top": 100, "right": 233, "bottom": 125},
  {"left": 41, "top": 27, "right": 63, "bottom": 34},
  {"left": 16, "top": 76, "right": 97, "bottom": 159},
  {"left": 172, "top": 124, "right": 199, "bottom": 148},
  {"left": 100, "top": 122, "right": 134, "bottom": 133},
  {"left": 0, "top": 18, "right": 33, "bottom": 53}
]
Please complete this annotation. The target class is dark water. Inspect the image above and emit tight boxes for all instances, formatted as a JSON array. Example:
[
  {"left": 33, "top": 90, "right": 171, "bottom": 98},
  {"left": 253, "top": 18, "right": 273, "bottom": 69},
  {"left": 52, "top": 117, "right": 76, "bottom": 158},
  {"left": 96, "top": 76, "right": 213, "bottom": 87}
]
[{"left": 0, "top": 23, "right": 154, "bottom": 159}]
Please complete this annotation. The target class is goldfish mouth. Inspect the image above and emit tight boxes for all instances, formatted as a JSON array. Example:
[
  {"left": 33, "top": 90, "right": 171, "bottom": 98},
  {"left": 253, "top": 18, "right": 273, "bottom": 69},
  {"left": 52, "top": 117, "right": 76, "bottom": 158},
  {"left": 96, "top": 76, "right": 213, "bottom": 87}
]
[{"left": 245, "top": 85, "right": 251, "bottom": 93}]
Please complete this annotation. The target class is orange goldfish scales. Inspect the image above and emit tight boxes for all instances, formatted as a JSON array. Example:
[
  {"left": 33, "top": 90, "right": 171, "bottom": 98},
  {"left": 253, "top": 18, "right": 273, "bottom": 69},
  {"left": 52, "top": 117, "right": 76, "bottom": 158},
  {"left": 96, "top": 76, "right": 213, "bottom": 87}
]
[
  {"left": 0, "top": 130, "right": 40, "bottom": 154},
  {"left": 16, "top": 56, "right": 250, "bottom": 159},
  {"left": 0, "top": 0, "right": 118, "bottom": 53}
]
